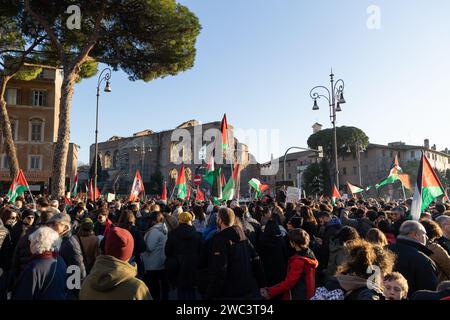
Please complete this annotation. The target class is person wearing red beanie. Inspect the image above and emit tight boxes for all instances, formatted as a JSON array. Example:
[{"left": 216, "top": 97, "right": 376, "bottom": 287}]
[{"left": 80, "top": 227, "right": 152, "bottom": 300}]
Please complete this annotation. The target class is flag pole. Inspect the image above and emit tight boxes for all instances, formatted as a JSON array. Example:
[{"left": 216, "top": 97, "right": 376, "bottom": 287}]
[{"left": 401, "top": 182, "right": 406, "bottom": 200}]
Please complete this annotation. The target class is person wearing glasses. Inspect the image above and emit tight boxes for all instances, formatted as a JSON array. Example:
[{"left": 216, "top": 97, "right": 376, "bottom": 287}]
[{"left": 388, "top": 221, "right": 439, "bottom": 297}]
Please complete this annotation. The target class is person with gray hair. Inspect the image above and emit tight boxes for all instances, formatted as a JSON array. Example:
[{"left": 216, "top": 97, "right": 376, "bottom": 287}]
[
  {"left": 436, "top": 215, "right": 450, "bottom": 255},
  {"left": 48, "top": 213, "right": 86, "bottom": 291},
  {"left": 12, "top": 227, "right": 68, "bottom": 300},
  {"left": 388, "top": 220, "right": 439, "bottom": 297}
]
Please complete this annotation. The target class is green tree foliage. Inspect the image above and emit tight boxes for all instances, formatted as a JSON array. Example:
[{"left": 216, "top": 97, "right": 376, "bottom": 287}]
[
  {"left": 148, "top": 169, "right": 163, "bottom": 195},
  {"left": 307, "top": 126, "right": 369, "bottom": 159},
  {"left": 6, "top": 0, "right": 202, "bottom": 197},
  {"left": 302, "top": 160, "right": 331, "bottom": 196}
]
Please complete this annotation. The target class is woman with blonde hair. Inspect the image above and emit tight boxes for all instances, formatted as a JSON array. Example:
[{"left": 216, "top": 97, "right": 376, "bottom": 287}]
[{"left": 365, "top": 228, "right": 389, "bottom": 247}]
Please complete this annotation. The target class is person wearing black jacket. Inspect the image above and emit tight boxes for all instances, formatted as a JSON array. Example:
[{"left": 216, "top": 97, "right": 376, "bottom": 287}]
[
  {"left": 117, "top": 210, "right": 146, "bottom": 277},
  {"left": 205, "top": 207, "right": 265, "bottom": 300},
  {"left": 257, "top": 219, "right": 288, "bottom": 288},
  {"left": 47, "top": 212, "right": 86, "bottom": 297},
  {"left": 388, "top": 221, "right": 439, "bottom": 297},
  {"left": 165, "top": 212, "right": 203, "bottom": 300}
]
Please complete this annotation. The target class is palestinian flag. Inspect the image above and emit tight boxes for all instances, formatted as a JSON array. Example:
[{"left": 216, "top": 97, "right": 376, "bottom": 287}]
[
  {"left": 204, "top": 155, "right": 215, "bottom": 185},
  {"left": 376, "top": 155, "right": 404, "bottom": 189},
  {"left": 195, "top": 188, "right": 205, "bottom": 201},
  {"left": 410, "top": 152, "right": 445, "bottom": 220},
  {"left": 221, "top": 171, "right": 226, "bottom": 186},
  {"left": 161, "top": 181, "right": 167, "bottom": 204},
  {"left": 248, "top": 178, "right": 269, "bottom": 198},
  {"left": 186, "top": 186, "right": 192, "bottom": 200},
  {"left": 7, "top": 169, "right": 31, "bottom": 202},
  {"left": 71, "top": 173, "right": 79, "bottom": 197},
  {"left": 89, "top": 179, "right": 100, "bottom": 201},
  {"left": 347, "top": 182, "right": 364, "bottom": 195},
  {"left": 390, "top": 155, "right": 402, "bottom": 175},
  {"left": 129, "top": 170, "right": 144, "bottom": 202},
  {"left": 398, "top": 173, "right": 411, "bottom": 190},
  {"left": 211, "top": 167, "right": 223, "bottom": 199},
  {"left": 332, "top": 184, "right": 341, "bottom": 205},
  {"left": 221, "top": 113, "right": 229, "bottom": 151},
  {"left": 222, "top": 164, "right": 240, "bottom": 201},
  {"left": 176, "top": 164, "right": 187, "bottom": 200}
]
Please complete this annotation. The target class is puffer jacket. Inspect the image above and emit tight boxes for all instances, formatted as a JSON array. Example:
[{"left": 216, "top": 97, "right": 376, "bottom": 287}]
[
  {"left": 80, "top": 255, "right": 151, "bottom": 300},
  {"left": 268, "top": 248, "right": 318, "bottom": 300},
  {"left": 141, "top": 223, "right": 168, "bottom": 271}
]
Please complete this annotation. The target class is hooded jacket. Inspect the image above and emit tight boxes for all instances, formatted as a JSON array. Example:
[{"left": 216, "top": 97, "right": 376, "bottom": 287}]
[
  {"left": 257, "top": 219, "right": 288, "bottom": 287},
  {"left": 164, "top": 223, "right": 203, "bottom": 289},
  {"left": 205, "top": 225, "right": 265, "bottom": 299},
  {"left": 141, "top": 223, "right": 168, "bottom": 271},
  {"left": 268, "top": 248, "right": 318, "bottom": 300},
  {"left": 80, "top": 255, "right": 151, "bottom": 300}
]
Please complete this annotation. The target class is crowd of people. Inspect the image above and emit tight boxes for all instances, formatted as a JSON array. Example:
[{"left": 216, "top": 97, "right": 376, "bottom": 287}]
[{"left": 0, "top": 192, "right": 449, "bottom": 300}]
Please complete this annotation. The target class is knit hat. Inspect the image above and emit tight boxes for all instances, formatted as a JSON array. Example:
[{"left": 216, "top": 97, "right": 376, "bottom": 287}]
[
  {"left": 105, "top": 227, "right": 134, "bottom": 261},
  {"left": 47, "top": 212, "right": 71, "bottom": 229},
  {"left": 21, "top": 209, "right": 36, "bottom": 219},
  {"left": 178, "top": 212, "right": 193, "bottom": 224}
]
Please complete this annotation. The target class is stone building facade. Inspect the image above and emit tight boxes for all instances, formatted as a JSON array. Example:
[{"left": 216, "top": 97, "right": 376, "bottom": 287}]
[{"left": 91, "top": 120, "right": 256, "bottom": 196}]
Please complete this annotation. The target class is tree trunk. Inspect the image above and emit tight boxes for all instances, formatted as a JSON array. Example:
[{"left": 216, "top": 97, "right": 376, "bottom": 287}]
[
  {"left": 51, "top": 71, "right": 77, "bottom": 198},
  {"left": 0, "top": 76, "right": 20, "bottom": 180}
]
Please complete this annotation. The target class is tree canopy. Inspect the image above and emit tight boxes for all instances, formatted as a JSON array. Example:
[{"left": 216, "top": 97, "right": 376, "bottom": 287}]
[{"left": 307, "top": 126, "right": 369, "bottom": 159}]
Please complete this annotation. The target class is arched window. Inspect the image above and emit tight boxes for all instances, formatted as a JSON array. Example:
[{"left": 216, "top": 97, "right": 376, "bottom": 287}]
[
  {"left": 113, "top": 150, "right": 119, "bottom": 169},
  {"left": 104, "top": 151, "right": 112, "bottom": 169},
  {"left": 120, "top": 153, "right": 129, "bottom": 171}
]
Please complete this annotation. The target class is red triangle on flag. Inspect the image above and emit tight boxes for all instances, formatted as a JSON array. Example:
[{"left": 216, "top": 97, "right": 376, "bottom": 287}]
[
  {"left": 161, "top": 181, "right": 167, "bottom": 202},
  {"left": 332, "top": 184, "right": 341, "bottom": 199},
  {"left": 195, "top": 188, "right": 205, "bottom": 201}
]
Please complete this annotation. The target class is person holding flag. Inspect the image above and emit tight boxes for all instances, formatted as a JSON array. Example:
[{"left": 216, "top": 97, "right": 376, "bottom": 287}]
[
  {"left": 222, "top": 163, "right": 240, "bottom": 201},
  {"left": 161, "top": 181, "right": 167, "bottom": 205},
  {"left": 331, "top": 184, "right": 341, "bottom": 206},
  {"left": 248, "top": 178, "right": 269, "bottom": 199},
  {"left": 7, "top": 169, "right": 34, "bottom": 204},
  {"left": 129, "top": 170, "right": 145, "bottom": 202},
  {"left": 175, "top": 164, "right": 187, "bottom": 200},
  {"left": 71, "top": 173, "right": 79, "bottom": 197},
  {"left": 347, "top": 182, "right": 364, "bottom": 198},
  {"left": 410, "top": 152, "right": 446, "bottom": 220}
]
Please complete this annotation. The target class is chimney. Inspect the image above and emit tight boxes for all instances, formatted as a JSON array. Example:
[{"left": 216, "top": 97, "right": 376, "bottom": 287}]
[
  {"left": 312, "top": 123, "right": 323, "bottom": 134},
  {"left": 424, "top": 139, "right": 430, "bottom": 149},
  {"left": 445, "top": 148, "right": 449, "bottom": 154},
  {"left": 432, "top": 144, "right": 436, "bottom": 151}
]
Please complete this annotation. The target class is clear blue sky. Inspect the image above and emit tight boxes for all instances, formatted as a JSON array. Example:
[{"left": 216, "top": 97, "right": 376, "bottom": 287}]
[{"left": 71, "top": 0, "right": 450, "bottom": 164}]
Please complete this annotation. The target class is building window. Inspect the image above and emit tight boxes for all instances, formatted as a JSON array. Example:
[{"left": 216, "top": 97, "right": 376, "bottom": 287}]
[
  {"left": 120, "top": 153, "right": 129, "bottom": 171},
  {"left": 6, "top": 88, "right": 17, "bottom": 105},
  {"left": 29, "top": 155, "right": 42, "bottom": 171},
  {"left": 10, "top": 119, "right": 18, "bottom": 141},
  {"left": 113, "top": 150, "right": 119, "bottom": 169},
  {"left": 288, "top": 173, "right": 292, "bottom": 179},
  {"left": 343, "top": 167, "right": 347, "bottom": 175},
  {"left": 398, "top": 153, "right": 401, "bottom": 159},
  {"left": 411, "top": 151, "right": 414, "bottom": 159},
  {"left": 104, "top": 152, "right": 112, "bottom": 169},
  {"left": 390, "top": 150, "right": 393, "bottom": 158},
  {"left": 288, "top": 162, "right": 291, "bottom": 167},
  {"left": 29, "top": 119, "right": 44, "bottom": 142},
  {"left": 382, "top": 150, "right": 386, "bottom": 157},
  {"left": 353, "top": 166, "right": 357, "bottom": 174},
  {"left": 1, "top": 154, "right": 11, "bottom": 170},
  {"left": 32, "top": 90, "right": 46, "bottom": 107}
]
